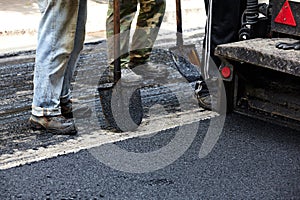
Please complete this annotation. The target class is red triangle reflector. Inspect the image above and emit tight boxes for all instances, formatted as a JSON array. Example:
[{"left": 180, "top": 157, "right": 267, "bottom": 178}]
[{"left": 275, "top": 0, "right": 297, "bottom": 27}]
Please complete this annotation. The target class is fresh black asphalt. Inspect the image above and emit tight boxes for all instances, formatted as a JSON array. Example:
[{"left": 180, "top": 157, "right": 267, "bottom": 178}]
[{"left": 1, "top": 113, "right": 299, "bottom": 199}]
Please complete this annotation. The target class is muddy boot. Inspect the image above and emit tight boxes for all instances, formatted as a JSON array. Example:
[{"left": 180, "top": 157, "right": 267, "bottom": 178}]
[{"left": 29, "top": 115, "right": 77, "bottom": 135}]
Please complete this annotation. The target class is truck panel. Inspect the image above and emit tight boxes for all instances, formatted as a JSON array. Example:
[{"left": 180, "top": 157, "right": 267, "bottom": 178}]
[
  {"left": 214, "top": 38, "right": 300, "bottom": 130},
  {"left": 215, "top": 38, "right": 300, "bottom": 77}
]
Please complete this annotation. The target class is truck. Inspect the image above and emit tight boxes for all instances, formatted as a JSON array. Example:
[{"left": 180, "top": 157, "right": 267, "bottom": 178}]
[{"left": 209, "top": 0, "right": 300, "bottom": 130}]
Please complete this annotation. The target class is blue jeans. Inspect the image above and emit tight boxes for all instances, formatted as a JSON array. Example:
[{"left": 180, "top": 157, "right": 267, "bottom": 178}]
[{"left": 32, "top": 0, "right": 87, "bottom": 117}]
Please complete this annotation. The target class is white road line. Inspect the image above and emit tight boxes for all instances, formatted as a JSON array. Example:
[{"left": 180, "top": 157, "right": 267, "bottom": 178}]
[{"left": 0, "top": 109, "right": 217, "bottom": 170}]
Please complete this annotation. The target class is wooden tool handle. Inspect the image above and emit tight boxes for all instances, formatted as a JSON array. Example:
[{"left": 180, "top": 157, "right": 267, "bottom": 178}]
[
  {"left": 176, "top": 0, "right": 184, "bottom": 46},
  {"left": 114, "top": 0, "right": 121, "bottom": 82}
]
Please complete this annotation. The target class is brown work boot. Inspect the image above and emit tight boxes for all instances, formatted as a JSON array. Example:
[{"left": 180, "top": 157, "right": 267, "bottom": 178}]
[
  {"left": 194, "top": 78, "right": 219, "bottom": 111},
  {"left": 194, "top": 80, "right": 212, "bottom": 110},
  {"left": 29, "top": 115, "right": 77, "bottom": 135},
  {"left": 197, "top": 93, "right": 212, "bottom": 110},
  {"left": 60, "top": 99, "right": 92, "bottom": 119}
]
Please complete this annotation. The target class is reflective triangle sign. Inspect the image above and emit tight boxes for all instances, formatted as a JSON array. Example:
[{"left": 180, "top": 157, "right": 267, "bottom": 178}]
[{"left": 275, "top": 0, "right": 297, "bottom": 27}]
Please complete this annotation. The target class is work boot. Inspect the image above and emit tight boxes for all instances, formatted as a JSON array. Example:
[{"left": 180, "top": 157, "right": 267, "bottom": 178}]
[
  {"left": 99, "top": 67, "right": 142, "bottom": 85},
  {"left": 129, "top": 62, "right": 168, "bottom": 79},
  {"left": 121, "top": 67, "right": 143, "bottom": 84},
  {"left": 60, "top": 99, "right": 92, "bottom": 119},
  {"left": 29, "top": 115, "right": 77, "bottom": 135},
  {"left": 194, "top": 80, "right": 212, "bottom": 110},
  {"left": 194, "top": 78, "right": 219, "bottom": 110}
]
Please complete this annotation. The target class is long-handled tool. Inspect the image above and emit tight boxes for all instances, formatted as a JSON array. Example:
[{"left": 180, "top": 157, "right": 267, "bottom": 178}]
[
  {"left": 98, "top": 0, "right": 143, "bottom": 132},
  {"left": 203, "top": 0, "right": 213, "bottom": 79},
  {"left": 113, "top": 0, "right": 121, "bottom": 83},
  {"left": 169, "top": 0, "right": 201, "bottom": 68}
]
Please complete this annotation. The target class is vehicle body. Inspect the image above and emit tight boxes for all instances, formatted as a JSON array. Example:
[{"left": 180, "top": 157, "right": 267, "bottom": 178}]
[{"left": 214, "top": 0, "right": 300, "bottom": 130}]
